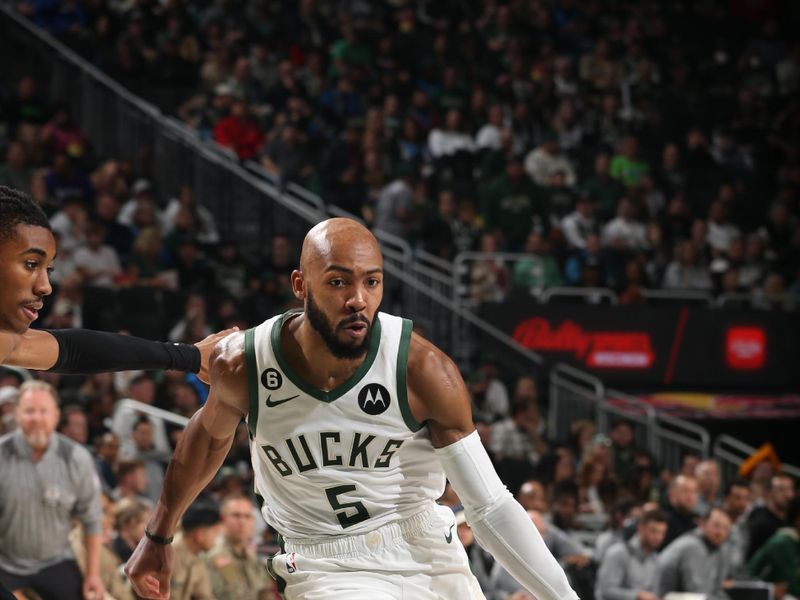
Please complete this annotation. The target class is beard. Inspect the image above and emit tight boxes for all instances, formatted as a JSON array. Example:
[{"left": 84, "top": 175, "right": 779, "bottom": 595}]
[
  {"left": 24, "top": 430, "right": 51, "bottom": 450},
  {"left": 306, "top": 290, "right": 372, "bottom": 359}
]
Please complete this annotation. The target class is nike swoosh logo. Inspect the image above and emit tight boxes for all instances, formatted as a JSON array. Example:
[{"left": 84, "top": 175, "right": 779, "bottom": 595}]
[
  {"left": 265, "top": 394, "right": 299, "bottom": 408},
  {"left": 445, "top": 523, "right": 454, "bottom": 544}
]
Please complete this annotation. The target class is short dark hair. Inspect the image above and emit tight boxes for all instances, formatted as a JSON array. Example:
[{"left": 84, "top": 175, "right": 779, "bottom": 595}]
[
  {"left": 182, "top": 499, "right": 220, "bottom": 531},
  {"left": 640, "top": 508, "right": 667, "bottom": 526},
  {"left": 0, "top": 186, "right": 51, "bottom": 244},
  {"left": 117, "top": 458, "right": 145, "bottom": 479},
  {"left": 552, "top": 480, "right": 580, "bottom": 503},
  {"left": 724, "top": 478, "right": 750, "bottom": 497}
]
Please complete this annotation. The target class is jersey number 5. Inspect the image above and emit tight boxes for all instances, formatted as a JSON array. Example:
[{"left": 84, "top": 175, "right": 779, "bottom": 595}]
[{"left": 325, "top": 485, "right": 370, "bottom": 528}]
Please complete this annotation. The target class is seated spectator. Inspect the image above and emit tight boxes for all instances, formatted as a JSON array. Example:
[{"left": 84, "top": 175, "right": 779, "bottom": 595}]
[
  {"left": 57, "top": 404, "right": 89, "bottom": 446},
  {"left": 117, "top": 179, "right": 162, "bottom": 230},
  {"left": 427, "top": 108, "right": 475, "bottom": 160},
  {"left": 260, "top": 123, "right": 313, "bottom": 184},
  {"left": 94, "top": 193, "right": 135, "bottom": 258},
  {"left": 596, "top": 509, "right": 668, "bottom": 600},
  {"left": 475, "top": 104, "right": 506, "bottom": 151},
  {"left": 723, "top": 479, "right": 753, "bottom": 576},
  {"left": 561, "top": 197, "right": 599, "bottom": 250},
  {"left": 124, "top": 227, "right": 172, "bottom": 289},
  {"left": 73, "top": 221, "right": 122, "bottom": 288},
  {"left": 662, "top": 240, "right": 713, "bottom": 291},
  {"left": 112, "top": 458, "right": 150, "bottom": 503},
  {"left": 482, "top": 155, "right": 547, "bottom": 251},
  {"left": 524, "top": 132, "right": 576, "bottom": 188},
  {"left": 49, "top": 195, "right": 88, "bottom": 282},
  {"left": 111, "top": 374, "right": 171, "bottom": 456},
  {"left": 491, "top": 400, "right": 548, "bottom": 469},
  {"left": 213, "top": 99, "right": 264, "bottom": 161},
  {"left": 169, "top": 500, "right": 221, "bottom": 598},
  {"left": 470, "top": 232, "right": 510, "bottom": 303},
  {"left": 582, "top": 152, "right": 625, "bottom": 222},
  {"left": 205, "top": 494, "right": 271, "bottom": 600},
  {"left": 517, "top": 480, "right": 549, "bottom": 513},
  {"left": 748, "top": 497, "right": 800, "bottom": 598},
  {"left": 610, "top": 135, "right": 649, "bottom": 188},
  {"left": 40, "top": 104, "right": 89, "bottom": 159},
  {"left": 657, "top": 508, "right": 733, "bottom": 600},
  {"left": 661, "top": 475, "right": 699, "bottom": 550},
  {"left": 373, "top": 165, "right": 416, "bottom": 239},
  {"left": 123, "top": 416, "right": 166, "bottom": 504},
  {"left": 94, "top": 432, "right": 120, "bottom": 492},
  {"left": 512, "top": 232, "right": 563, "bottom": 294},
  {"left": 168, "top": 293, "right": 213, "bottom": 344},
  {"left": 0, "top": 142, "right": 32, "bottom": 193},
  {"left": 602, "top": 198, "right": 649, "bottom": 253},
  {"left": 747, "top": 474, "right": 795, "bottom": 560},
  {"left": 595, "top": 500, "right": 638, "bottom": 564},
  {"left": 111, "top": 497, "right": 149, "bottom": 564},
  {"left": 162, "top": 185, "right": 220, "bottom": 247},
  {"left": 706, "top": 200, "right": 741, "bottom": 254},
  {"left": 44, "top": 153, "right": 94, "bottom": 207},
  {"left": 694, "top": 459, "right": 722, "bottom": 516}
]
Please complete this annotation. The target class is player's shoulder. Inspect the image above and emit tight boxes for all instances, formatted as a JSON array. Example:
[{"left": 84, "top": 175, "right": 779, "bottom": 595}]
[
  {"left": 210, "top": 330, "right": 248, "bottom": 381},
  {"left": 0, "top": 330, "right": 20, "bottom": 365},
  {"left": 406, "top": 331, "right": 463, "bottom": 392}
]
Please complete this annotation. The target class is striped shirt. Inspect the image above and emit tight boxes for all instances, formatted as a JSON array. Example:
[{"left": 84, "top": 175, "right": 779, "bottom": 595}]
[{"left": 0, "top": 430, "right": 102, "bottom": 575}]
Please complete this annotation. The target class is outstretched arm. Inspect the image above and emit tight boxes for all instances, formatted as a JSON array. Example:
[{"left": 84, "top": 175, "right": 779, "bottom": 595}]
[
  {"left": 124, "top": 331, "right": 248, "bottom": 599},
  {"left": 407, "top": 334, "right": 578, "bottom": 600},
  {"left": 0, "top": 327, "right": 234, "bottom": 383}
]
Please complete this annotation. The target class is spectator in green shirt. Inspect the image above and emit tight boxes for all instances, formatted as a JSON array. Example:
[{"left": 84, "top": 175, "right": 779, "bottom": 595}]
[
  {"left": 513, "top": 231, "right": 563, "bottom": 294},
  {"left": 482, "top": 156, "right": 547, "bottom": 251},
  {"left": 610, "top": 135, "right": 649, "bottom": 187},
  {"left": 748, "top": 497, "right": 800, "bottom": 598}
]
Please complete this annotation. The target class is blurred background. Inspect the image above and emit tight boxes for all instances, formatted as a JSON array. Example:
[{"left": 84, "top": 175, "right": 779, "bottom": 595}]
[{"left": 0, "top": 1, "right": 799, "bottom": 599}]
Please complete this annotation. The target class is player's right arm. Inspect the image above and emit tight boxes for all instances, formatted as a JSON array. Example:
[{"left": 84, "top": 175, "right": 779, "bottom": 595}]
[{"left": 124, "top": 331, "right": 248, "bottom": 600}]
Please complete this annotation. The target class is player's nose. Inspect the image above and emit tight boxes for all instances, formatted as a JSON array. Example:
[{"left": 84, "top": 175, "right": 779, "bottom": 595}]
[
  {"left": 34, "top": 269, "right": 52, "bottom": 298},
  {"left": 346, "top": 286, "right": 367, "bottom": 311}
]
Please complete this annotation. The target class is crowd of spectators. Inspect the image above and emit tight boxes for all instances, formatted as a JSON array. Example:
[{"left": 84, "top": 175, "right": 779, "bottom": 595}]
[
  {"left": 2, "top": 1, "right": 800, "bottom": 599},
  {"left": 13, "top": 0, "right": 800, "bottom": 308}
]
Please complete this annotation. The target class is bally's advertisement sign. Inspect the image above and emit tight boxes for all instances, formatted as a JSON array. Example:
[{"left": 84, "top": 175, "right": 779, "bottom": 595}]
[{"left": 479, "top": 301, "right": 800, "bottom": 390}]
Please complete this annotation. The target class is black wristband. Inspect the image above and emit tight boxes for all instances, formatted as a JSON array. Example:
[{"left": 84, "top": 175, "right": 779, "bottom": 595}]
[
  {"left": 46, "top": 329, "right": 201, "bottom": 375},
  {"left": 144, "top": 527, "right": 174, "bottom": 545}
]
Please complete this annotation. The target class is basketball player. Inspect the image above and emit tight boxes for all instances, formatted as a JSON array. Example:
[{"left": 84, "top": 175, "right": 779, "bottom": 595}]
[
  {"left": 0, "top": 186, "right": 228, "bottom": 377},
  {"left": 126, "top": 218, "right": 577, "bottom": 599}
]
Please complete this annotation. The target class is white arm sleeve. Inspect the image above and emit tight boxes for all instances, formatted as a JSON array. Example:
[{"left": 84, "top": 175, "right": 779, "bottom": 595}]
[{"left": 435, "top": 431, "right": 579, "bottom": 600}]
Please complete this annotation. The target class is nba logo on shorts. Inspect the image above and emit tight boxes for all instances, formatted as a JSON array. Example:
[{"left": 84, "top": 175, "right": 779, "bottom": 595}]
[{"left": 287, "top": 552, "right": 298, "bottom": 574}]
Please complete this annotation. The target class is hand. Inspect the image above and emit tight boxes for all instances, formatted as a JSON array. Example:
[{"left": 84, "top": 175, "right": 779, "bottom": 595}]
[
  {"left": 194, "top": 328, "right": 239, "bottom": 384},
  {"left": 82, "top": 573, "right": 105, "bottom": 600},
  {"left": 637, "top": 591, "right": 660, "bottom": 600},
  {"left": 124, "top": 536, "right": 175, "bottom": 599}
]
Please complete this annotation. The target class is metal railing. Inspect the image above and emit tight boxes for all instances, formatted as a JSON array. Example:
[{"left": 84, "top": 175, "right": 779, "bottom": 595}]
[
  {"left": 549, "top": 363, "right": 710, "bottom": 473},
  {"left": 641, "top": 289, "right": 713, "bottom": 306},
  {"left": 713, "top": 434, "right": 800, "bottom": 482},
  {"left": 540, "top": 287, "right": 619, "bottom": 305},
  {"left": 113, "top": 399, "right": 190, "bottom": 428}
]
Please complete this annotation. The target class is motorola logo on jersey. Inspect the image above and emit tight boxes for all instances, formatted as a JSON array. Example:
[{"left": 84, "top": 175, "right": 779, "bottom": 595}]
[
  {"left": 261, "top": 368, "right": 283, "bottom": 390},
  {"left": 358, "top": 383, "right": 391, "bottom": 415}
]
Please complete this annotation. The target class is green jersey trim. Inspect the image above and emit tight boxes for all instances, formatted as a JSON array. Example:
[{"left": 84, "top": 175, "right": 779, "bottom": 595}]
[
  {"left": 270, "top": 311, "right": 383, "bottom": 403},
  {"left": 397, "top": 318, "right": 422, "bottom": 432},
  {"left": 245, "top": 328, "right": 259, "bottom": 439}
]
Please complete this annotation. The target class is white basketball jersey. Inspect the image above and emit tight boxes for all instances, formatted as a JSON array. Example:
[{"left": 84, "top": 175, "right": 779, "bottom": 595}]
[{"left": 245, "top": 310, "right": 445, "bottom": 538}]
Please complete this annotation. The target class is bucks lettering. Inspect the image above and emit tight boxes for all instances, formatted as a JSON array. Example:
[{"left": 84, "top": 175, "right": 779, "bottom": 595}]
[{"left": 262, "top": 431, "right": 405, "bottom": 477}]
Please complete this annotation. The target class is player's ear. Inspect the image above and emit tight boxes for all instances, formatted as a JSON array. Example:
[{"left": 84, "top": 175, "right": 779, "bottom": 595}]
[{"left": 291, "top": 270, "right": 306, "bottom": 299}]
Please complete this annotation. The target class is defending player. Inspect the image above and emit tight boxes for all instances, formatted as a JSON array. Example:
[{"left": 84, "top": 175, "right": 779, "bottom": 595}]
[
  {"left": 0, "top": 186, "right": 228, "bottom": 378},
  {"left": 126, "top": 218, "right": 577, "bottom": 599}
]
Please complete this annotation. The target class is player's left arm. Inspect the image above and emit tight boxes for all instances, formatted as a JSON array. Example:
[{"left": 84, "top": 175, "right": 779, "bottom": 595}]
[
  {"left": 407, "top": 333, "right": 578, "bottom": 600},
  {"left": 1, "top": 327, "right": 234, "bottom": 383}
]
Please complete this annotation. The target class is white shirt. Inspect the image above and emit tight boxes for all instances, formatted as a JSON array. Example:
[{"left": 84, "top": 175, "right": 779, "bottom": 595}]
[
  {"left": 561, "top": 211, "right": 597, "bottom": 249},
  {"left": 72, "top": 245, "right": 121, "bottom": 287},
  {"left": 602, "top": 217, "right": 648, "bottom": 250},
  {"left": 475, "top": 123, "right": 502, "bottom": 150},
  {"left": 428, "top": 129, "right": 476, "bottom": 158},
  {"left": 524, "top": 148, "right": 577, "bottom": 187},
  {"left": 707, "top": 221, "right": 741, "bottom": 253}
]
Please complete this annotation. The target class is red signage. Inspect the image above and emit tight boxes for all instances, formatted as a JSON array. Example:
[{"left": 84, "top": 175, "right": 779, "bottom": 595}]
[
  {"left": 726, "top": 326, "right": 766, "bottom": 370},
  {"left": 512, "top": 317, "right": 656, "bottom": 369}
]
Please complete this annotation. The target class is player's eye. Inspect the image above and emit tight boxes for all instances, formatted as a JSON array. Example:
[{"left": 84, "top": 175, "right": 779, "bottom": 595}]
[
  {"left": 366, "top": 278, "right": 381, "bottom": 287},
  {"left": 46, "top": 266, "right": 55, "bottom": 275},
  {"left": 329, "top": 278, "right": 345, "bottom": 287},
  {"left": 25, "top": 260, "right": 38, "bottom": 270}
]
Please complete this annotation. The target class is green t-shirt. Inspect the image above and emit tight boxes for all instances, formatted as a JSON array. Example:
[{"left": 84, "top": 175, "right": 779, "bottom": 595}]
[{"left": 610, "top": 155, "right": 649, "bottom": 187}]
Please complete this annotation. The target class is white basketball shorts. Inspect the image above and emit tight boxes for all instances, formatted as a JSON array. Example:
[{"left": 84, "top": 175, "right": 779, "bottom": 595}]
[{"left": 266, "top": 502, "right": 487, "bottom": 599}]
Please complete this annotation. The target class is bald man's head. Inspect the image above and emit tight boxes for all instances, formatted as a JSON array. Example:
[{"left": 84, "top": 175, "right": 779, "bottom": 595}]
[
  {"left": 299, "top": 219, "right": 381, "bottom": 272},
  {"left": 292, "top": 219, "right": 384, "bottom": 359}
]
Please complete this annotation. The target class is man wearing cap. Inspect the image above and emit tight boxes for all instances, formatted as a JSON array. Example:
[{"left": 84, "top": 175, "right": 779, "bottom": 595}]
[
  {"left": 169, "top": 500, "right": 219, "bottom": 600},
  {"left": 205, "top": 495, "right": 271, "bottom": 600}
]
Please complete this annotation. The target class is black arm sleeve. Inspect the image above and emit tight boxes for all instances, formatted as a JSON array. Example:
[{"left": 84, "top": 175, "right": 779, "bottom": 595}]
[{"left": 45, "top": 329, "right": 201, "bottom": 375}]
